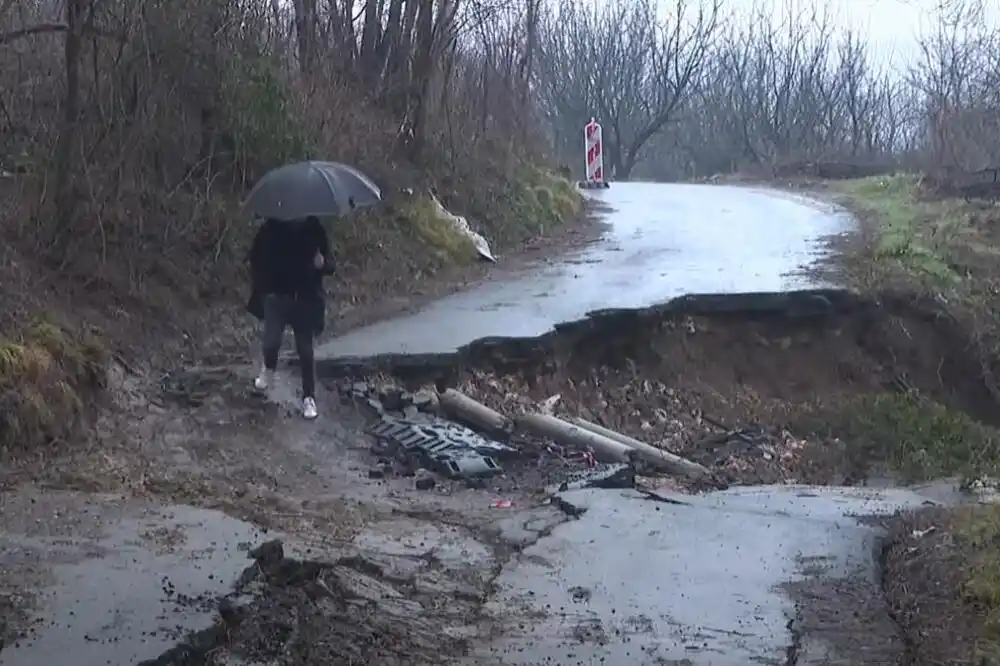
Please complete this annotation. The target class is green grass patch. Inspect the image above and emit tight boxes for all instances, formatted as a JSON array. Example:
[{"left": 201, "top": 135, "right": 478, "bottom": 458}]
[
  {"left": 512, "top": 164, "right": 583, "bottom": 235},
  {"left": 834, "top": 174, "right": 969, "bottom": 289},
  {"left": 801, "top": 392, "right": 1000, "bottom": 482},
  {"left": 394, "top": 165, "right": 583, "bottom": 266},
  {"left": 396, "top": 195, "right": 478, "bottom": 265},
  {"left": 0, "top": 321, "right": 106, "bottom": 454}
]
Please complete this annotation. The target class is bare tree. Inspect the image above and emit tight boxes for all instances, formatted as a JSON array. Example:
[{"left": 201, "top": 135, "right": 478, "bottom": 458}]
[
  {"left": 909, "top": 0, "right": 1000, "bottom": 176},
  {"left": 537, "top": 0, "right": 721, "bottom": 180},
  {"left": 628, "top": 4, "right": 906, "bottom": 180},
  {"left": 0, "top": 0, "right": 564, "bottom": 281},
  {"left": 31, "top": 0, "right": 86, "bottom": 255}
]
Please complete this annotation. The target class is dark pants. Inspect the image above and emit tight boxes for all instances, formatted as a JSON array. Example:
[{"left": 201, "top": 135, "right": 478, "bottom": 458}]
[{"left": 262, "top": 293, "right": 316, "bottom": 398}]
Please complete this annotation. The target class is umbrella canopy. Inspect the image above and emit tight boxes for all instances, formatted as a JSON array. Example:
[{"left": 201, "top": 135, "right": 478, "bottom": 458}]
[{"left": 244, "top": 161, "right": 382, "bottom": 221}]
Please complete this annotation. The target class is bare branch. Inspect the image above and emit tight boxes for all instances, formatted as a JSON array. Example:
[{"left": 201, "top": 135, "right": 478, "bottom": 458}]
[{"left": 0, "top": 21, "right": 115, "bottom": 45}]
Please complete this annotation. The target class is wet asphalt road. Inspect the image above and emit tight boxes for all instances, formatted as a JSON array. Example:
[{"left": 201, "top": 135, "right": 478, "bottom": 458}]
[
  {"left": 0, "top": 492, "right": 265, "bottom": 666},
  {"left": 466, "top": 484, "right": 952, "bottom": 666},
  {"left": 318, "top": 182, "right": 853, "bottom": 358},
  {"left": 0, "top": 480, "right": 976, "bottom": 666}
]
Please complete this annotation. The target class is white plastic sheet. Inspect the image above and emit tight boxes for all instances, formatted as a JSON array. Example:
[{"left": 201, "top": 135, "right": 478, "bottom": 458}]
[{"left": 428, "top": 192, "right": 496, "bottom": 263}]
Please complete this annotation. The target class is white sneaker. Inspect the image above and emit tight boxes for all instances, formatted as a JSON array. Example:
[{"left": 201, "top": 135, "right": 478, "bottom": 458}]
[
  {"left": 302, "top": 397, "right": 318, "bottom": 420},
  {"left": 254, "top": 367, "right": 274, "bottom": 392}
]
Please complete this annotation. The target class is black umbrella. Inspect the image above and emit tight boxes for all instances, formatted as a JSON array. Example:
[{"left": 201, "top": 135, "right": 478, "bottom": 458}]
[{"left": 244, "top": 161, "right": 382, "bottom": 221}]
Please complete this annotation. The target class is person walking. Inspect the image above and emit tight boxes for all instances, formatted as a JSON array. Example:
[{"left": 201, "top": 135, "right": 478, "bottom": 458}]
[{"left": 246, "top": 215, "right": 334, "bottom": 419}]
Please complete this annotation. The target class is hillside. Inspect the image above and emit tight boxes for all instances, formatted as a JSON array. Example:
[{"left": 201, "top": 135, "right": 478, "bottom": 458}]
[{"left": 0, "top": 2, "right": 584, "bottom": 458}]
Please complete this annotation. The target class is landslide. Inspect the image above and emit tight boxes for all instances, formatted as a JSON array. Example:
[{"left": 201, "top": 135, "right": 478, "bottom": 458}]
[{"left": 321, "top": 289, "right": 1000, "bottom": 486}]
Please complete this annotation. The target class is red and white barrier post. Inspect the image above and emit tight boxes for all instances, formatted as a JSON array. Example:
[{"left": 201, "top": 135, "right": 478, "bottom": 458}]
[{"left": 579, "top": 118, "right": 610, "bottom": 189}]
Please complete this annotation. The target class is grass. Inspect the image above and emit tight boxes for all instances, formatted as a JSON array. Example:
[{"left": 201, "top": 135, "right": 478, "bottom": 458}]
[
  {"left": 961, "top": 506, "right": 1000, "bottom": 624},
  {"left": 394, "top": 165, "right": 583, "bottom": 265},
  {"left": 0, "top": 320, "right": 106, "bottom": 456},
  {"left": 806, "top": 392, "right": 1000, "bottom": 483},
  {"left": 833, "top": 174, "right": 973, "bottom": 289},
  {"left": 884, "top": 504, "right": 1000, "bottom": 666},
  {"left": 832, "top": 174, "right": 1000, "bottom": 307},
  {"left": 830, "top": 174, "right": 1000, "bottom": 477},
  {"left": 397, "top": 195, "right": 479, "bottom": 265},
  {"left": 953, "top": 505, "right": 1000, "bottom": 666},
  {"left": 514, "top": 165, "right": 583, "bottom": 235},
  {"left": 956, "top": 505, "right": 1000, "bottom": 663},
  {"left": 833, "top": 174, "right": 1000, "bottom": 663}
]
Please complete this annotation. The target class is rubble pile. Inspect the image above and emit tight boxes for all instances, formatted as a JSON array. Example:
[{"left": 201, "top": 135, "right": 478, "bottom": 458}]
[
  {"left": 338, "top": 361, "right": 844, "bottom": 489},
  {"left": 338, "top": 377, "right": 659, "bottom": 492},
  {"left": 453, "top": 368, "right": 833, "bottom": 486},
  {"left": 341, "top": 380, "right": 512, "bottom": 485}
]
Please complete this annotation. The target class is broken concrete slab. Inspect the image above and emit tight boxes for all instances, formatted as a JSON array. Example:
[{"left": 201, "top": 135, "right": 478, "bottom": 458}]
[
  {"left": 315, "top": 288, "right": 870, "bottom": 379},
  {"left": 367, "top": 417, "right": 510, "bottom": 480},
  {"left": 0, "top": 491, "right": 264, "bottom": 666},
  {"left": 463, "top": 484, "right": 957, "bottom": 665}
]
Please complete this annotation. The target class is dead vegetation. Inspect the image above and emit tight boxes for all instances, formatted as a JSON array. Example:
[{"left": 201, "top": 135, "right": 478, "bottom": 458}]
[
  {"left": 324, "top": 292, "right": 1000, "bottom": 488},
  {"left": 0, "top": 320, "right": 106, "bottom": 458}
]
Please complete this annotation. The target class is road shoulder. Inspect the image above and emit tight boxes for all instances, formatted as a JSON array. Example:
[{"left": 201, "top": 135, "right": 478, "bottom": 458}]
[{"left": 882, "top": 505, "right": 1000, "bottom": 665}]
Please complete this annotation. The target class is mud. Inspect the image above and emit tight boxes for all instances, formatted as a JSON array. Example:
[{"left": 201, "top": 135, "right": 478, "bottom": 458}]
[
  {"left": 144, "top": 540, "right": 475, "bottom": 666},
  {"left": 144, "top": 499, "right": 575, "bottom": 665},
  {"left": 3, "top": 185, "right": 995, "bottom": 664},
  {"left": 5, "top": 285, "right": 997, "bottom": 666},
  {"left": 0, "top": 483, "right": 575, "bottom": 666}
]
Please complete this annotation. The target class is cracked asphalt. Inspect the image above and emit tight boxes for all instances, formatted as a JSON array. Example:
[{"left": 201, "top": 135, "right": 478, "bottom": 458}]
[{"left": 464, "top": 485, "right": 950, "bottom": 665}]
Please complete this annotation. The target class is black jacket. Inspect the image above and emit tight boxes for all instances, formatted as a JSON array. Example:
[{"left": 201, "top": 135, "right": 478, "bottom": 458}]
[{"left": 246, "top": 218, "right": 335, "bottom": 333}]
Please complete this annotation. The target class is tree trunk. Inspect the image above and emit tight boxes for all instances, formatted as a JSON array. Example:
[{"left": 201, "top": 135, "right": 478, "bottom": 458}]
[
  {"left": 374, "top": 0, "right": 404, "bottom": 95},
  {"left": 51, "top": 0, "right": 84, "bottom": 253},
  {"left": 407, "top": 0, "right": 435, "bottom": 160},
  {"left": 359, "top": 0, "right": 383, "bottom": 84},
  {"left": 292, "top": 0, "right": 317, "bottom": 74},
  {"left": 518, "top": 0, "right": 540, "bottom": 144}
]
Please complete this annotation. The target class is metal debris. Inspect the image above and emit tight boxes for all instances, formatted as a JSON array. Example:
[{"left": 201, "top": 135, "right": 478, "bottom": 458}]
[{"left": 368, "top": 418, "right": 506, "bottom": 480}]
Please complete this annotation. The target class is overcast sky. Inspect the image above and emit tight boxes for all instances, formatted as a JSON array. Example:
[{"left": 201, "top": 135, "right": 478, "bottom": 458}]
[{"left": 728, "top": 0, "right": 999, "bottom": 70}]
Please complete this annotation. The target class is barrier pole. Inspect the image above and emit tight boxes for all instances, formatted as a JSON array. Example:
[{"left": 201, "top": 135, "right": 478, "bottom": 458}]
[{"left": 580, "top": 118, "right": 609, "bottom": 189}]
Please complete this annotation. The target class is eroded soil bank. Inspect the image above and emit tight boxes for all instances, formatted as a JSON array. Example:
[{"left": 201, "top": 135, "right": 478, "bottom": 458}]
[{"left": 319, "top": 288, "right": 1000, "bottom": 487}]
